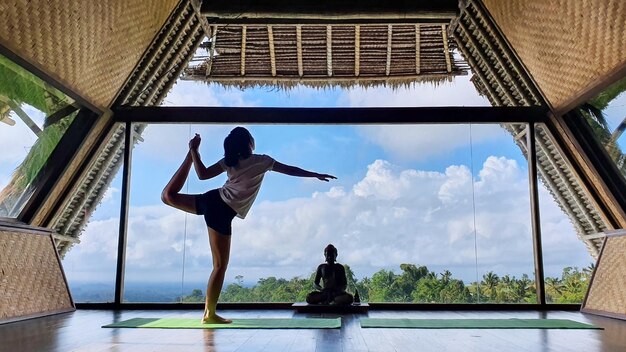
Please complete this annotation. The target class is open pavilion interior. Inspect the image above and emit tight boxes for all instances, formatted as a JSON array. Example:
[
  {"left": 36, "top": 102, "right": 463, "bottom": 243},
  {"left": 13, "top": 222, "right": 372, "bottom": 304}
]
[{"left": 1, "top": 0, "right": 626, "bottom": 351}]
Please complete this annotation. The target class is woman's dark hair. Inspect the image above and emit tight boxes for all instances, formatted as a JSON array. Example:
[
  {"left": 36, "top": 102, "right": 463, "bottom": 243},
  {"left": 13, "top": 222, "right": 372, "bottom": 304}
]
[{"left": 224, "top": 127, "right": 253, "bottom": 167}]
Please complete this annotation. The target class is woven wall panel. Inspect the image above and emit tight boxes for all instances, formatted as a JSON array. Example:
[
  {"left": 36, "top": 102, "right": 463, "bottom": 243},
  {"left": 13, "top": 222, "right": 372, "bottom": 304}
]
[
  {"left": 584, "top": 235, "right": 626, "bottom": 316},
  {"left": 0, "top": 230, "right": 72, "bottom": 321},
  {"left": 482, "top": 0, "right": 626, "bottom": 111},
  {"left": 0, "top": 0, "right": 179, "bottom": 109}
]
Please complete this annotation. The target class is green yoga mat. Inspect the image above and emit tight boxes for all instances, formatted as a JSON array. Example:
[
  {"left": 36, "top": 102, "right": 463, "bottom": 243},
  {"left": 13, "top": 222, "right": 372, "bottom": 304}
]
[
  {"left": 103, "top": 317, "right": 341, "bottom": 329},
  {"left": 360, "top": 318, "right": 601, "bottom": 329}
]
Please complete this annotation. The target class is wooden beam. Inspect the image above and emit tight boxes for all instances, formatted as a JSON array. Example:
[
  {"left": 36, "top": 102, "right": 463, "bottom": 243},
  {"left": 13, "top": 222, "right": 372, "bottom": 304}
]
[
  {"left": 189, "top": 0, "right": 214, "bottom": 39},
  {"left": 201, "top": 18, "right": 453, "bottom": 25},
  {"left": 241, "top": 25, "right": 247, "bottom": 76},
  {"left": 355, "top": 25, "right": 360, "bottom": 76},
  {"left": 441, "top": 24, "right": 452, "bottom": 73},
  {"left": 548, "top": 112, "right": 626, "bottom": 228},
  {"left": 386, "top": 25, "right": 392, "bottom": 76},
  {"left": 52, "top": 233, "right": 80, "bottom": 244},
  {"left": 112, "top": 106, "right": 548, "bottom": 125},
  {"left": 43, "top": 104, "right": 80, "bottom": 128},
  {"left": 268, "top": 26, "right": 277, "bottom": 77},
  {"left": 296, "top": 25, "right": 303, "bottom": 77},
  {"left": 580, "top": 232, "right": 609, "bottom": 240},
  {"left": 327, "top": 25, "right": 333, "bottom": 77},
  {"left": 0, "top": 115, "right": 15, "bottom": 126},
  {"left": 4, "top": 99, "right": 41, "bottom": 136},
  {"left": 415, "top": 24, "right": 420, "bottom": 74},
  {"left": 201, "top": 0, "right": 459, "bottom": 20},
  {"left": 186, "top": 73, "right": 466, "bottom": 84}
]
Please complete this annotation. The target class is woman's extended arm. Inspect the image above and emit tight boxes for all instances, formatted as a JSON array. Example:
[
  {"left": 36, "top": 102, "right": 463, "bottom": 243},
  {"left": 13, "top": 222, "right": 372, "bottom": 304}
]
[
  {"left": 272, "top": 161, "right": 336, "bottom": 182},
  {"left": 189, "top": 134, "right": 224, "bottom": 180}
]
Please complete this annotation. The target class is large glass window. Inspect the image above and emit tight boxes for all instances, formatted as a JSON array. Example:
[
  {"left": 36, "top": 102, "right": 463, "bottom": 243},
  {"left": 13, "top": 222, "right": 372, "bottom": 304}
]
[
  {"left": 535, "top": 123, "right": 596, "bottom": 304},
  {"left": 0, "top": 53, "right": 78, "bottom": 217},
  {"left": 62, "top": 168, "right": 123, "bottom": 303},
  {"left": 119, "top": 122, "right": 545, "bottom": 303},
  {"left": 472, "top": 123, "right": 534, "bottom": 304}
]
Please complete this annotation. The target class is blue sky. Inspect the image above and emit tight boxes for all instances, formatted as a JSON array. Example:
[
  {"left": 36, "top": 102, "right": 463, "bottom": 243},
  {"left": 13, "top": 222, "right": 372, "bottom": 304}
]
[{"left": 1, "top": 67, "right": 610, "bottom": 296}]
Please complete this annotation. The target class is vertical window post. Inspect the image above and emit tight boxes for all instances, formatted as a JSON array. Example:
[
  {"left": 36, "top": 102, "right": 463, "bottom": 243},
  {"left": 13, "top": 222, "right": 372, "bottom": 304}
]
[
  {"left": 115, "top": 122, "right": 133, "bottom": 306},
  {"left": 527, "top": 123, "right": 546, "bottom": 304}
]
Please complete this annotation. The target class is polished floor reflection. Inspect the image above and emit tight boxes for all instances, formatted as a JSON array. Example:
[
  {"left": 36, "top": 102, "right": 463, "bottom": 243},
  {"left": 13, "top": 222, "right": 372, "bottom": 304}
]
[{"left": 1, "top": 309, "right": 625, "bottom": 351}]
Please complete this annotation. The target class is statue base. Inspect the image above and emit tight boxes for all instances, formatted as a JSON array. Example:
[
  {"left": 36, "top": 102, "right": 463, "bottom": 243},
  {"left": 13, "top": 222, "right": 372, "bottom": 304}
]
[{"left": 292, "top": 302, "right": 369, "bottom": 313}]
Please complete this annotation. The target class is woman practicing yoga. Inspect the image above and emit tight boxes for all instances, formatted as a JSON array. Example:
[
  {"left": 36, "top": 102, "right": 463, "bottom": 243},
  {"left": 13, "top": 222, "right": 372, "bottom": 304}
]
[{"left": 162, "top": 127, "right": 336, "bottom": 324}]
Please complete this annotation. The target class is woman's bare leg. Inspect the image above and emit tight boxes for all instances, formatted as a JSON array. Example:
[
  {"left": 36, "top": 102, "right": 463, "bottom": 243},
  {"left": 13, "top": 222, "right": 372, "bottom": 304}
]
[
  {"left": 202, "top": 228, "right": 232, "bottom": 324},
  {"left": 161, "top": 151, "right": 197, "bottom": 213}
]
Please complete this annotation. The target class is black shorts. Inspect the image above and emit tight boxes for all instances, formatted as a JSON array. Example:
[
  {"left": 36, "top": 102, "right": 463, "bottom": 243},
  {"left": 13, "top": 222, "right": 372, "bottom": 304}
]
[{"left": 194, "top": 189, "right": 237, "bottom": 235}]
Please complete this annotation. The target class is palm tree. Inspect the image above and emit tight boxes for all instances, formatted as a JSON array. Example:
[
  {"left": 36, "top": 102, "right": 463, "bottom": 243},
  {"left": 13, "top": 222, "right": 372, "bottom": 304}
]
[
  {"left": 481, "top": 272, "right": 499, "bottom": 301},
  {"left": 583, "top": 263, "right": 595, "bottom": 278},
  {"left": 578, "top": 76, "right": 626, "bottom": 176},
  {"left": 441, "top": 270, "right": 452, "bottom": 285}
]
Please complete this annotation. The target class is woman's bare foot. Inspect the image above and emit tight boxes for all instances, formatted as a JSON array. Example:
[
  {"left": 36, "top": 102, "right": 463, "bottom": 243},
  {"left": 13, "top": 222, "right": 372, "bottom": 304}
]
[{"left": 201, "top": 313, "right": 232, "bottom": 324}]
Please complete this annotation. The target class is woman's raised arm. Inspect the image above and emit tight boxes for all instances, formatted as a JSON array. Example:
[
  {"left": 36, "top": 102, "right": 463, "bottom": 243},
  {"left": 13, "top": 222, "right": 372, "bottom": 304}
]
[
  {"left": 272, "top": 161, "right": 336, "bottom": 182},
  {"left": 189, "top": 134, "right": 224, "bottom": 180}
]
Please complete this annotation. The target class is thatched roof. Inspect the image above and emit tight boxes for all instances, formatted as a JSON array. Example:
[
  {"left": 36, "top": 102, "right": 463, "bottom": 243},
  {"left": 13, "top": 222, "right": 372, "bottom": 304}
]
[
  {"left": 183, "top": 23, "right": 468, "bottom": 89},
  {"left": 49, "top": 0, "right": 205, "bottom": 256},
  {"left": 451, "top": 0, "right": 610, "bottom": 258}
]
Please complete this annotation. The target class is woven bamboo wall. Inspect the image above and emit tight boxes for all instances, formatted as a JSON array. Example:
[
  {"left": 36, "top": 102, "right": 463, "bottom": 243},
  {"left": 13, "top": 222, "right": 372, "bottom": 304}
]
[
  {"left": 0, "top": 0, "right": 180, "bottom": 110},
  {"left": 481, "top": 0, "right": 626, "bottom": 112},
  {"left": 0, "top": 229, "right": 73, "bottom": 322},
  {"left": 583, "top": 234, "right": 626, "bottom": 318}
]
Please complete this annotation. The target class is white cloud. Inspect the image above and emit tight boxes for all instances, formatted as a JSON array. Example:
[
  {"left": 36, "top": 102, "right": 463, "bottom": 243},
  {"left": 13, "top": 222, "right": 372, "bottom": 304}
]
[{"left": 63, "top": 156, "right": 593, "bottom": 284}]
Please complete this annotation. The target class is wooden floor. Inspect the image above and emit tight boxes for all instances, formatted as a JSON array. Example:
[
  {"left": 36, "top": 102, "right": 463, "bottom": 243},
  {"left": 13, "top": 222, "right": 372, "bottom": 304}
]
[{"left": 2, "top": 309, "right": 626, "bottom": 351}]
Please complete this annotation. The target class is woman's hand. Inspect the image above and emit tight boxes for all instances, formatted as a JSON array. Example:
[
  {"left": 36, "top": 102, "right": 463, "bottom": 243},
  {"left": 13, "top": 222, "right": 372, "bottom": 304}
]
[
  {"left": 189, "top": 133, "right": 201, "bottom": 150},
  {"left": 316, "top": 173, "right": 337, "bottom": 182}
]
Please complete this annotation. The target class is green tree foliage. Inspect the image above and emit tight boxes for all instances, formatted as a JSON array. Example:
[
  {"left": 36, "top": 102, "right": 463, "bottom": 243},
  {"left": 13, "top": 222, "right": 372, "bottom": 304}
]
[
  {"left": 182, "top": 289, "right": 205, "bottom": 303},
  {"left": 0, "top": 56, "right": 51, "bottom": 112},
  {"left": 182, "top": 264, "right": 593, "bottom": 304}
]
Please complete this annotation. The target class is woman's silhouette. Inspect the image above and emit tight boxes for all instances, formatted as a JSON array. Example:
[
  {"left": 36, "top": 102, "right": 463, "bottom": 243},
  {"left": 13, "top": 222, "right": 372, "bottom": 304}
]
[{"left": 162, "top": 127, "right": 336, "bottom": 323}]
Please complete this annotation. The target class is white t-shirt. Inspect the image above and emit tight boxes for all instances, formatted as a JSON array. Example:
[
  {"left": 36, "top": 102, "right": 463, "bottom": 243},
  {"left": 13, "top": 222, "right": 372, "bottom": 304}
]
[{"left": 219, "top": 154, "right": 275, "bottom": 219}]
